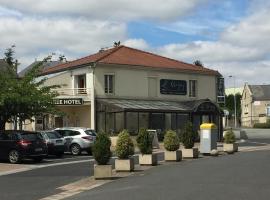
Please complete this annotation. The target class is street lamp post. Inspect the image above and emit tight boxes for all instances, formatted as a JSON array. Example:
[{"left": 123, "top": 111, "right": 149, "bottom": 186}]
[{"left": 229, "top": 75, "right": 237, "bottom": 128}]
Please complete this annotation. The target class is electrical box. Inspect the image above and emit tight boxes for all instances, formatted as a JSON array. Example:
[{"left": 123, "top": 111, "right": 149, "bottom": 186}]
[{"left": 200, "top": 123, "right": 218, "bottom": 154}]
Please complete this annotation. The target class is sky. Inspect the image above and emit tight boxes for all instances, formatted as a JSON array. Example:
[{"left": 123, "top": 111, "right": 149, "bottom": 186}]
[{"left": 0, "top": 0, "right": 269, "bottom": 88}]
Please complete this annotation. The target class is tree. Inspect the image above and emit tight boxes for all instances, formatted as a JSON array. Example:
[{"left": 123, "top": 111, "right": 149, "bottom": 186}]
[
  {"left": 224, "top": 93, "right": 241, "bottom": 120},
  {"left": 58, "top": 54, "right": 67, "bottom": 62},
  {"left": 4, "top": 45, "right": 19, "bottom": 74},
  {"left": 0, "top": 48, "right": 59, "bottom": 130},
  {"left": 193, "top": 60, "right": 204, "bottom": 67}
]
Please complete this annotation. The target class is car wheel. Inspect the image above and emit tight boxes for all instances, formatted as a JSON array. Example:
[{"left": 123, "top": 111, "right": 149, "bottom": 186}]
[
  {"left": 9, "top": 150, "right": 22, "bottom": 164},
  {"left": 33, "top": 156, "right": 43, "bottom": 163},
  {"left": 70, "top": 144, "right": 81, "bottom": 155}
]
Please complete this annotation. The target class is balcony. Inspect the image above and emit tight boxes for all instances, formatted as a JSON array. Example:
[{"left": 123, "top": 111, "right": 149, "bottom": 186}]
[{"left": 52, "top": 88, "right": 91, "bottom": 97}]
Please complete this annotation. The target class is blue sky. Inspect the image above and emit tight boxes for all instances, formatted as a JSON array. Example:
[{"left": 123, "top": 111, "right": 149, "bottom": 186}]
[
  {"left": 128, "top": 0, "right": 249, "bottom": 46},
  {"left": 0, "top": 0, "right": 270, "bottom": 87}
]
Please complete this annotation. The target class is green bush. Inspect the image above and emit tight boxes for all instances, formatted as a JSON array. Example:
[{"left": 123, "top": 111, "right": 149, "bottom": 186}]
[
  {"left": 164, "top": 130, "right": 180, "bottom": 151},
  {"left": 223, "top": 129, "right": 236, "bottom": 144},
  {"left": 136, "top": 128, "right": 153, "bottom": 154},
  {"left": 253, "top": 122, "right": 270, "bottom": 128},
  {"left": 115, "top": 130, "right": 135, "bottom": 159},
  {"left": 93, "top": 132, "right": 112, "bottom": 165},
  {"left": 180, "top": 122, "right": 197, "bottom": 149}
]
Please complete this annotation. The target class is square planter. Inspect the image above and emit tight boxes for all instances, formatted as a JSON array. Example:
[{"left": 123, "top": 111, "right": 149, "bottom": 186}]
[
  {"left": 139, "top": 153, "right": 158, "bottom": 166},
  {"left": 182, "top": 148, "right": 199, "bottom": 158},
  {"left": 223, "top": 143, "right": 238, "bottom": 153},
  {"left": 115, "top": 157, "right": 135, "bottom": 172},
  {"left": 165, "top": 150, "right": 182, "bottom": 162},
  {"left": 94, "top": 164, "right": 112, "bottom": 180}
]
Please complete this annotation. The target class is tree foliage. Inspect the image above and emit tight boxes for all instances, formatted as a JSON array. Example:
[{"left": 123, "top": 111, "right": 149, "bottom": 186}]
[
  {"left": 0, "top": 46, "right": 59, "bottom": 130},
  {"left": 180, "top": 122, "right": 197, "bottom": 149},
  {"left": 93, "top": 132, "right": 112, "bottom": 165},
  {"left": 193, "top": 60, "right": 204, "bottom": 67},
  {"left": 224, "top": 93, "right": 241, "bottom": 119},
  {"left": 164, "top": 130, "right": 180, "bottom": 151},
  {"left": 136, "top": 128, "right": 153, "bottom": 154},
  {"left": 115, "top": 130, "right": 134, "bottom": 159}
]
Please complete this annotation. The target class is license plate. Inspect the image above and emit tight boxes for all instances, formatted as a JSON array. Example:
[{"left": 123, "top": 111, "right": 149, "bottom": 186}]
[{"left": 35, "top": 148, "right": 42, "bottom": 152}]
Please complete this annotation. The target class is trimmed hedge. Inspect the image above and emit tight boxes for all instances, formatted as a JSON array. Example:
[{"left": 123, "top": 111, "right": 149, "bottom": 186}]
[
  {"left": 223, "top": 129, "right": 236, "bottom": 144},
  {"left": 136, "top": 128, "right": 153, "bottom": 154},
  {"left": 115, "top": 130, "right": 134, "bottom": 159},
  {"left": 93, "top": 132, "right": 112, "bottom": 165},
  {"left": 164, "top": 130, "right": 180, "bottom": 151},
  {"left": 253, "top": 123, "right": 270, "bottom": 128},
  {"left": 180, "top": 122, "right": 197, "bottom": 149}
]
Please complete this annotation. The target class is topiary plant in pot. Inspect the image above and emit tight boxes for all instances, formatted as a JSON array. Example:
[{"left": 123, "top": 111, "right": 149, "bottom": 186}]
[
  {"left": 223, "top": 129, "right": 237, "bottom": 153},
  {"left": 164, "top": 130, "right": 182, "bottom": 162},
  {"left": 93, "top": 132, "right": 112, "bottom": 179},
  {"left": 115, "top": 130, "right": 135, "bottom": 171},
  {"left": 180, "top": 122, "right": 199, "bottom": 158},
  {"left": 136, "top": 128, "right": 157, "bottom": 166}
]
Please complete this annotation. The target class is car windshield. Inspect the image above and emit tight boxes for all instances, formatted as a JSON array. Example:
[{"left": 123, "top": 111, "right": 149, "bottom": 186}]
[
  {"left": 19, "top": 132, "right": 42, "bottom": 141},
  {"left": 85, "top": 130, "right": 97, "bottom": 136},
  {"left": 44, "top": 131, "right": 62, "bottom": 139}
]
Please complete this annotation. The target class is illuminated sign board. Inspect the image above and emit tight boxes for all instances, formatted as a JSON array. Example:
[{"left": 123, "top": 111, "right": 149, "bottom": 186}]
[{"left": 53, "top": 98, "right": 83, "bottom": 105}]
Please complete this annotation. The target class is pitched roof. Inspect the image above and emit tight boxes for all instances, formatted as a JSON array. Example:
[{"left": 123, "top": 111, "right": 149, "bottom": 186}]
[
  {"left": 42, "top": 46, "right": 220, "bottom": 76},
  {"left": 19, "top": 61, "right": 62, "bottom": 77},
  {"left": 248, "top": 85, "right": 270, "bottom": 101}
]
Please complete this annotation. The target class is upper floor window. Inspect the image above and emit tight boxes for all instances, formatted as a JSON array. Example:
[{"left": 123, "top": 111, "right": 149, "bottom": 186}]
[
  {"left": 189, "top": 80, "right": 197, "bottom": 97},
  {"left": 104, "top": 74, "right": 114, "bottom": 94}
]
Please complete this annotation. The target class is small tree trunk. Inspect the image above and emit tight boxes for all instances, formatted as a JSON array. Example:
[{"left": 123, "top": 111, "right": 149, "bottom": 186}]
[
  {"left": 19, "top": 120, "right": 23, "bottom": 130},
  {"left": 0, "top": 120, "right": 6, "bottom": 131}
]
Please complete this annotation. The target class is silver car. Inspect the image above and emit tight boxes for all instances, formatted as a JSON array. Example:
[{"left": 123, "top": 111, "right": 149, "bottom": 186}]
[
  {"left": 40, "top": 131, "right": 65, "bottom": 157},
  {"left": 54, "top": 127, "right": 96, "bottom": 155}
]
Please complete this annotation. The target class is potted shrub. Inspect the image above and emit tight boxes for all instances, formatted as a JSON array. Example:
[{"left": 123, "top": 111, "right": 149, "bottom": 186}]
[
  {"left": 93, "top": 132, "right": 112, "bottom": 179},
  {"left": 164, "top": 130, "right": 182, "bottom": 162},
  {"left": 136, "top": 128, "right": 157, "bottom": 166},
  {"left": 223, "top": 129, "right": 238, "bottom": 153},
  {"left": 115, "top": 130, "right": 135, "bottom": 172},
  {"left": 180, "top": 122, "right": 199, "bottom": 158}
]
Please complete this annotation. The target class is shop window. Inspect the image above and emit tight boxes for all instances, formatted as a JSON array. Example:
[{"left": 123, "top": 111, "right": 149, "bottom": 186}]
[
  {"left": 126, "top": 112, "right": 138, "bottom": 135},
  {"left": 104, "top": 74, "right": 114, "bottom": 94},
  {"left": 165, "top": 113, "right": 171, "bottom": 130},
  {"left": 176, "top": 114, "right": 189, "bottom": 132},
  {"left": 97, "top": 112, "right": 105, "bottom": 133},
  {"left": 115, "top": 112, "right": 124, "bottom": 133},
  {"left": 189, "top": 80, "right": 197, "bottom": 97},
  {"left": 139, "top": 113, "right": 149, "bottom": 129},
  {"left": 106, "top": 113, "right": 115, "bottom": 134}
]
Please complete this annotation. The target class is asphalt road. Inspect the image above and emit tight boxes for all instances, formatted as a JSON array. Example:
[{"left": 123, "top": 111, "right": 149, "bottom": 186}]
[
  {"left": 0, "top": 155, "right": 93, "bottom": 200},
  {"left": 67, "top": 150, "right": 270, "bottom": 200}
]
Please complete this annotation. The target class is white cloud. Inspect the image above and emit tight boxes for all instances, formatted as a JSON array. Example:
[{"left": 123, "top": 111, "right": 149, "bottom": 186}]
[
  {"left": 0, "top": 17, "right": 126, "bottom": 69},
  {"left": 123, "top": 39, "right": 149, "bottom": 50},
  {"left": 158, "top": 41, "right": 265, "bottom": 63},
  {"left": 0, "top": 0, "right": 207, "bottom": 21}
]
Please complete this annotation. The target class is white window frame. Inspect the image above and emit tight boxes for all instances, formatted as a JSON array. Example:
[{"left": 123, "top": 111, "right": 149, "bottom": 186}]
[
  {"left": 104, "top": 74, "right": 114, "bottom": 94},
  {"left": 189, "top": 80, "right": 197, "bottom": 97}
]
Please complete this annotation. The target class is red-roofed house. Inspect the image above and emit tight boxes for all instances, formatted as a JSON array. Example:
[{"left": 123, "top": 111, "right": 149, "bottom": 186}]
[{"left": 36, "top": 45, "right": 224, "bottom": 138}]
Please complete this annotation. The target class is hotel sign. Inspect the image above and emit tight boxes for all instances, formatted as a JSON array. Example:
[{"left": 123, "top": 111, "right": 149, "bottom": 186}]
[
  {"left": 53, "top": 98, "right": 83, "bottom": 105},
  {"left": 160, "top": 79, "right": 187, "bottom": 95}
]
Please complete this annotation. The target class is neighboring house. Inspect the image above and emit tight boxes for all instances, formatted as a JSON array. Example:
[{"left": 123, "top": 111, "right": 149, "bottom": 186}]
[
  {"left": 33, "top": 45, "right": 224, "bottom": 137},
  {"left": 241, "top": 83, "right": 270, "bottom": 127},
  {"left": 18, "top": 60, "right": 62, "bottom": 77}
]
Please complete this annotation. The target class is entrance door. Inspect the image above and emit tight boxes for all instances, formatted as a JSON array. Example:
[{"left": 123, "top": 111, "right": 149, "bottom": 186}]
[
  {"left": 55, "top": 117, "right": 63, "bottom": 128},
  {"left": 150, "top": 113, "right": 165, "bottom": 131}
]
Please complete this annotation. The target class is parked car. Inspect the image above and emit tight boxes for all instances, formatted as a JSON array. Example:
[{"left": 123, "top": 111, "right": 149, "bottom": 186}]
[
  {"left": 54, "top": 127, "right": 96, "bottom": 155},
  {"left": 39, "top": 131, "right": 65, "bottom": 157},
  {"left": 0, "top": 130, "right": 48, "bottom": 164}
]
